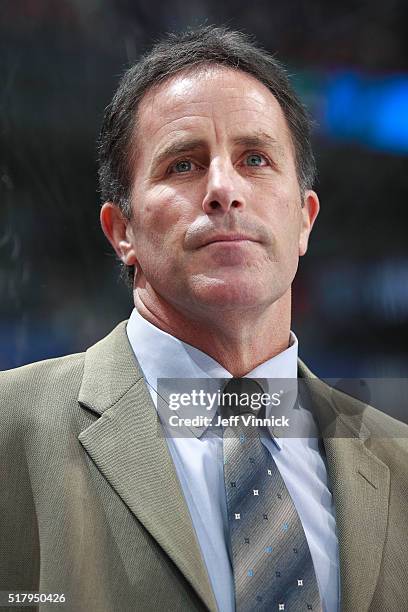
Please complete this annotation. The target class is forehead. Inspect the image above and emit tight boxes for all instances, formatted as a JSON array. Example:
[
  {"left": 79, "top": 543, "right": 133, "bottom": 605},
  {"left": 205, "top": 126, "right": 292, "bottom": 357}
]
[{"left": 135, "top": 66, "right": 293, "bottom": 153}]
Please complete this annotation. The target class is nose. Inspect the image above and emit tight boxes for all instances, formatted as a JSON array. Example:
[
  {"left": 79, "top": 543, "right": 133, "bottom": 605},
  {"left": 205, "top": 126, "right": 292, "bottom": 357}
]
[{"left": 202, "top": 158, "right": 246, "bottom": 214}]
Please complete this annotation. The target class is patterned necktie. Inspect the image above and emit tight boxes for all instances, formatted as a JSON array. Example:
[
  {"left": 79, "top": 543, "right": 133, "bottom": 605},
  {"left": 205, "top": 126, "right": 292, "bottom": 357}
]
[{"left": 222, "top": 378, "right": 322, "bottom": 612}]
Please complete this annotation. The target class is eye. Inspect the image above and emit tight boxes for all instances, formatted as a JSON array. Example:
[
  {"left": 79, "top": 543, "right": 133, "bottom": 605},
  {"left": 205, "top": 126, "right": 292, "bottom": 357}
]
[
  {"left": 169, "top": 159, "right": 196, "bottom": 174},
  {"left": 243, "top": 153, "right": 269, "bottom": 167}
]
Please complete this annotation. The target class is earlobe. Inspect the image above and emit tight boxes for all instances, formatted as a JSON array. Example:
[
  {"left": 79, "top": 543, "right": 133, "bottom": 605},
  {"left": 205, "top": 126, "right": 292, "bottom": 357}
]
[{"left": 100, "top": 202, "right": 138, "bottom": 266}]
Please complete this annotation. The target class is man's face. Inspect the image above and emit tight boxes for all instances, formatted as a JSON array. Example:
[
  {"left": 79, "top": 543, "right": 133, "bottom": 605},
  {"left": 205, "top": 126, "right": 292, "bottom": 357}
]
[{"left": 124, "top": 66, "right": 318, "bottom": 317}]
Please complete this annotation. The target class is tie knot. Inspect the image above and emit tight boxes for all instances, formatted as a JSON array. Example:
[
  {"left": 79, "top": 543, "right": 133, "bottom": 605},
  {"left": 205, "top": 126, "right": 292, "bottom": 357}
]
[{"left": 220, "top": 378, "right": 265, "bottom": 419}]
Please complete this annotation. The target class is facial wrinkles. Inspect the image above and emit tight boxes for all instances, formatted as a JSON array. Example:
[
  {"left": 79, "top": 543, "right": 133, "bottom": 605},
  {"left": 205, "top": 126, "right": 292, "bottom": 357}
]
[
  {"left": 146, "top": 115, "right": 286, "bottom": 183},
  {"left": 150, "top": 101, "right": 273, "bottom": 144},
  {"left": 140, "top": 75, "right": 287, "bottom": 164}
]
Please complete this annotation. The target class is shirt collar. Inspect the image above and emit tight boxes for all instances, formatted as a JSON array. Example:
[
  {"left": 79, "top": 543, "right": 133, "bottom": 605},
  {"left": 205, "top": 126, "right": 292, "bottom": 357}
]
[{"left": 126, "top": 308, "right": 300, "bottom": 449}]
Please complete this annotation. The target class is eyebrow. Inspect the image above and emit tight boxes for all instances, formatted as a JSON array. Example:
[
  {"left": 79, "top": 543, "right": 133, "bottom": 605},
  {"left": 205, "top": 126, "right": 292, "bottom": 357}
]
[
  {"left": 152, "top": 139, "right": 207, "bottom": 170},
  {"left": 151, "top": 131, "right": 283, "bottom": 170},
  {"left": 231, "top": 132, "right": 282, "bottom": 154}
]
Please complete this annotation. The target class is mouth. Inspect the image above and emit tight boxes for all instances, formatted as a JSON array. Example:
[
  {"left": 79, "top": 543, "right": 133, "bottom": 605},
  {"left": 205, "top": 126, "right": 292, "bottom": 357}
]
[{"left": 200, "top": 234, "right": 260, "bottom": 248}]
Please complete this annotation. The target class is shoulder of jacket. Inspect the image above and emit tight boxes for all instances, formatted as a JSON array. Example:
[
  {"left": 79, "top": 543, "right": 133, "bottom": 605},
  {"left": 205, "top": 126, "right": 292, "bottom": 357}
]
[
  {"left": 0, "top": 352, "right": 86, "bottom": 419},
  {"left": 1, "top": 351, "right": 85, "bottom": 384}
]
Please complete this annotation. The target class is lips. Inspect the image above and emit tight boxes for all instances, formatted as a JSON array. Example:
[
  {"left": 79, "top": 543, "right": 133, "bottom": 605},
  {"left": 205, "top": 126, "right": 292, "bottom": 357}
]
[{"left": 199, "top": 234, "right": 259, "bottom": 247}]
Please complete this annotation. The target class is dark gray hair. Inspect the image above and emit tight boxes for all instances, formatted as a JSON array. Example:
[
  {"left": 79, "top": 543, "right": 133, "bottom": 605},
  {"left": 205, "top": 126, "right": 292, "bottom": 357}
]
[{"left": 98, "top": 25, "right": 316, "bottom": 285}]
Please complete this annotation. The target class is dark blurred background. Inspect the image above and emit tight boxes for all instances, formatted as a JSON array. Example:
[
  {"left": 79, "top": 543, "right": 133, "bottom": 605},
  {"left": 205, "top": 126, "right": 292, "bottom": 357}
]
[{"left": 1, "top": 0, "right": 408, "bottom": 378}]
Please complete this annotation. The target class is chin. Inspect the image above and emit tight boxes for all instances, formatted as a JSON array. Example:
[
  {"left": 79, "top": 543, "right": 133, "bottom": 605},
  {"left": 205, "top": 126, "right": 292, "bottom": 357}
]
[{"left": 190, "top": 275, "right": 279, "bottom": 311}]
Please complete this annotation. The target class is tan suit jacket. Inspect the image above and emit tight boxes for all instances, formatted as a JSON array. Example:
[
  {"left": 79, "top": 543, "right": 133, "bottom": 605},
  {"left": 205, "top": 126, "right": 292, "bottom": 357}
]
[{"left": 1, "top": 321, "right": 408, "bottom": 612}]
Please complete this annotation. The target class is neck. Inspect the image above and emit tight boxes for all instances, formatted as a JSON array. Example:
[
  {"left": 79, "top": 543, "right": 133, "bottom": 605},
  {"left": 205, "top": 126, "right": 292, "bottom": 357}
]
[{"left": 133, "top": 287, "right": 292, "bottom": 377}]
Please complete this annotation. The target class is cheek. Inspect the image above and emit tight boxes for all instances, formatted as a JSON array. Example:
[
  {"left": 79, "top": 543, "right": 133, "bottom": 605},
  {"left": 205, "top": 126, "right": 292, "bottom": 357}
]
[
  {"left": 256, "top": 200, "right": 301, "bottom": 262},
  {"left": 134, "top": 186, "right": 193, "bottom": 245},
  {"left": 255, "top": 187, "right": 300, "bottom": 231}
]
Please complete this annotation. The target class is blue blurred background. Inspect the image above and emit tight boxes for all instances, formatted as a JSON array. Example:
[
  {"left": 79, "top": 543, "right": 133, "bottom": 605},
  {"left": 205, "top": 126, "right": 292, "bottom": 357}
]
[{"left": 1, "top": 0, "right": 408, "bottom": 377}]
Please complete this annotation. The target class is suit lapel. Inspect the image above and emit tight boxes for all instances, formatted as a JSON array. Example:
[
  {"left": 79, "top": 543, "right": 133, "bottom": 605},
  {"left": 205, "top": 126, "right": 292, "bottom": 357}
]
[
  {"left": 77, "top": 321, "right": 217, "bottom": 612},
  {"left": 298, "top": 360, "right": 390, "bottom": 612}
]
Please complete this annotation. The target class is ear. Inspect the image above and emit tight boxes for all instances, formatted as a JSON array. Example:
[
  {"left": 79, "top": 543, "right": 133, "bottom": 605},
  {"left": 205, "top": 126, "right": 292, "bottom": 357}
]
[
  {"left": 298, "top": 190, "right": 320, "bottom": 256},
  {"left": 100, "top": 202, "right": 138, "bottom": 266}
]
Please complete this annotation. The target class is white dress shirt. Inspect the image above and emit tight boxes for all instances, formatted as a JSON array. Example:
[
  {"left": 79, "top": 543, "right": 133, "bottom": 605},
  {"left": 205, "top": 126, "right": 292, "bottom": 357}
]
[{"left": 126, "top": 308, "right": 340, "bottom": 612}]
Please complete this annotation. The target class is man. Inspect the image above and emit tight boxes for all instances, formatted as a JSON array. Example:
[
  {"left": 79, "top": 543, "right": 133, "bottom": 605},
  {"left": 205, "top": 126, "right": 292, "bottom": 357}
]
[{"left": 1, "top": 26, "right": 408, "bottom": 612}]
